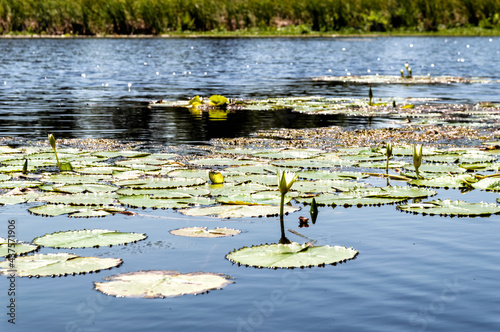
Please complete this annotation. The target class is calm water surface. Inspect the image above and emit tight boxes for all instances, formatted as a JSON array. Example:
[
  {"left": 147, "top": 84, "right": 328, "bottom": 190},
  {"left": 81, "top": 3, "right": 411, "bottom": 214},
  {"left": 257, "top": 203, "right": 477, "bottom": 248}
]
[
  {"left": 0, "top": 37, "right": 499, "bottom": 144},
  {"left": 0, "top": 37, "right": 499, "bottom": 332}
]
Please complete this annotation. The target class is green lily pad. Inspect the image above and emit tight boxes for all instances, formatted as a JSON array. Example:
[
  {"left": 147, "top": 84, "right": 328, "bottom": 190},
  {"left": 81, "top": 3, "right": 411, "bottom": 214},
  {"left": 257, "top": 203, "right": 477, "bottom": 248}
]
[
  {"left": 170, "top": 227, "right": 241, "bottom": 238},
  {"left": 298, "top": 170, "right": 368, "bottom": 180},
  {"left": 226, "top": 242, "right": 358, "bottom": 268},
  {"left": 116, "top": 187, "right": 210, "bottom": 198},
  {"left": 114, "top": 177, "right": 206, "bottom": 189},
  {"left": 293, "top": 179, "right": 367, "bottom": 194},
  {"left": 0, "top": 253, "right": 122, "bottom": 277},
  {"left": 271, "top": 159, "right": 355, "bottom": 168},
  {"left": 33, "top": 229, "right": 147, "bottom": 248},
  {"left": 252, "top": 149, "right": 324, "bottom": 159},
  {"left": 94, "top": 270, "right": 233, "bottom": 298},
  {"left": 53, "top": 184, "right": 118, "bottom": 194},
  {"left": 190, "top": 158, "right": 255, "bottom": 166},
  {"left": 0, "top": 238, "right": 39, "bottom": 257},
  {"left": 397, "top": 199, "right": 500, "bottom": 216},
  {"left": 216, "top": 191, "right": 289, "bottom": 205},
  {"left": 0, "top": 174, "right": 12, "bottom": 181},
  {"left": 0, "top": 193, "right": 39, "bottom": 205},
  {"left": 471, "top": 177, "right": 500, "bottom": 191},
  {"left": 75, "top": 166, "right": 131, "bottom": 175},
  {"left": 28, "top": 204, "right": 125, "bottom": 217},
  {"left": 118, "top": 195, "right": 191, "bottom": 209},
  {"left": 0, "top": 181, "right": 41, "bottom": 189},
  {"left": 43, "top": 174, "right": 111, "bottom": 184},
  {"left": 92, "top": 151, "right": 150, "bottom": 159},
  {"left": 37, "top": 193, "right": 118, "bottom": 206},
  {"left": 166, "top": 169, "right": 210, "bottom": 178},
  {"left": 296, "top": 193, "right": 407, "bottom": 206},
  {"left": 409, "top": 174, "right": 477, "bottom": 189},
  {"left": 208, "top": 183, "right": 271, "bottom": 197},
  {"left": 179, "top": 205, "right": 300, "bottom": 218}
]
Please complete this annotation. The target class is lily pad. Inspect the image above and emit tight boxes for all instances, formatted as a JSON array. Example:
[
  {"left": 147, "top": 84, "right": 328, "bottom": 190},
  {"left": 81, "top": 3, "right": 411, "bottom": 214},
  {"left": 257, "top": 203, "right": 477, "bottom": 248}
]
[
  {"left": 409, "top": 174, "right": 477, "bottom": 189},
  {"left": 170, "top": 227, "right": 241, "bottom": 238},
  {"left": 94, "top": 270, "right": 233, "bottom": 298},
  {"left": 53, "top": 184, "right": 118, "bottom": 194},
  {"left": 0, "top": 253, "right": 122, "bottom": 277},
  {"left": 114, "top": 177, "right": 206, "bottom": 189},
  {"left": 118, "top": 195, "right": 191, "bottom": 209},
  {"left": 0, "top": 174, "right": 12, "bottom": 181},
  {"left": 226, "top": 242, "right": 358, "bottom": 268},
  {"left": 179, "top": 205, "right": 300, "bottom": 218},
  {"left": 0, "top": 238, "right": 39, "bottom": 257},
  {"left": 33, "top": 229, "right": 147, "bottom": 248},
  {"left": 0, "top": 181, "right": 41, "bottom": 189},
  {"left": 397, "top": 199, "right": 500, "bottom": 216},
  {"left": 471, "top": 177, "right": 500, "bottom": 191},
  {"left": 37, "top": 193, "right": 118, "bottom": 206}
]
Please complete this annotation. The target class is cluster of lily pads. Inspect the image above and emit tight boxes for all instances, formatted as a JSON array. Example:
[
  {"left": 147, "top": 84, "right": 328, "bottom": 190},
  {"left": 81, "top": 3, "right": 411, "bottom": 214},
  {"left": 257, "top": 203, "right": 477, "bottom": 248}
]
[
  {"left": 151, "top": 95, "right": 500, "bottom": 127},
  {"left": 1, "top": 134, "right": 500, "bottom": 298}
]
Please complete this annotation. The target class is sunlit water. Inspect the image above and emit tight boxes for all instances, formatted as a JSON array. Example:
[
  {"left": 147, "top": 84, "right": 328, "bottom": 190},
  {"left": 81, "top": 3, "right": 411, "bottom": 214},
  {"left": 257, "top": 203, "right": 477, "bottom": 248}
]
[
  {"left": 0, "top": 37, "right": 499, "bottom": 144},
  {"left": 0, "top": 37, "right": 500, "bottom": 332}
]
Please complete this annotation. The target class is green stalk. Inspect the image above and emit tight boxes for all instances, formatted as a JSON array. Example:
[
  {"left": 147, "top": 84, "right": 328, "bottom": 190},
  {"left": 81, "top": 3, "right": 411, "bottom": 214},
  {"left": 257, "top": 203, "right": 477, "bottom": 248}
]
[{"left": 280, "top": 193, "right": 285, "bottom": 218}]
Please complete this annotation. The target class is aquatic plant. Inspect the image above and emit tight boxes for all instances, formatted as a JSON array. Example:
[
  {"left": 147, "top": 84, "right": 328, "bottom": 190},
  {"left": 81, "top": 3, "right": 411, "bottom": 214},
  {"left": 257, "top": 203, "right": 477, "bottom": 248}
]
[
  {"left": 277, "top": 170, "right": 298, "bottom": 218},
  {"left": 402, "top": 62, "right": 413, "bottom": 78},
  {"left": 209, "top": 171, "right": 224, "bottom": 184},
  {"left": 369, "top": 86, "right": 373, "bottom": 105},
  {"left": 48, "top": 134, "right": 72, "bottom": 171},
  {"left": 413, "top": 144, "right": 423, "bottom": 179},
  {"left": 310, "top": 197, "right": 318, "bottom": 224},
  {"left": 209, "top": 95, "right": 229, "bottom": 107},
  {"left": 385, "top": 142, "right": 393, "bottom": 174}
]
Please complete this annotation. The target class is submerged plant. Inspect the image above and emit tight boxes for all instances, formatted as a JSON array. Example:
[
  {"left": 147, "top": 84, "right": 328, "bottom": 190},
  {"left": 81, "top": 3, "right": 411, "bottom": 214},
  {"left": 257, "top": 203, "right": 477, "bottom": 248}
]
[{"left": 413, "top": 144, "right": 423, "bottom": 179}]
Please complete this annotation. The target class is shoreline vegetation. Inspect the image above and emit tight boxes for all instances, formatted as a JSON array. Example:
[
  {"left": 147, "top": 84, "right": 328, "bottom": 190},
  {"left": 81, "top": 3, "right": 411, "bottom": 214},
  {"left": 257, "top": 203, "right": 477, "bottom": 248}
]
[{"left": 1, "top": 0, "right": 500, "bottom": 38}]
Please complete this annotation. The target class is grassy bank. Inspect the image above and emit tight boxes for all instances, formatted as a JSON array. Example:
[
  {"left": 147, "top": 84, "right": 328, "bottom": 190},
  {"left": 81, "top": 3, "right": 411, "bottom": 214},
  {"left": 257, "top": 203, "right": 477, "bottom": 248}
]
[{"left": 1, "top": 0, "right": 500, "bottom": 36}]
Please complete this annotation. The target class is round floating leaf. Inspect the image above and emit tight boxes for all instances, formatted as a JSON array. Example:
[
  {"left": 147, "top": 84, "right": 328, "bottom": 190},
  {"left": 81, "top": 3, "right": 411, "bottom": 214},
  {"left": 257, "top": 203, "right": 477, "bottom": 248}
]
[
  {"left": 37, "top": 193, "right": 118, "bottom": 206},
  {"left": 0, "top": 174, "right": 11, "bottom": 181},
  {"left": 44, "top": 174, "right": 111, "bottom": 184},
  {"left": 92, "top": 151, "right": 150, "bottom": 159},
  {"left": 118, "top": 195, "right": 190, "bottom": 209},
  {"left": 0, "top": 253, "right": 122, "bottom": 277},
  {"left": 0, "top": 193, "right": 39, "bottom": 205},
  {"left": 116, "top": 187, "right": 210, "bottom": 198},
  {"left": 114, "top": 177, "right": 206, "bottom": 189},
  {"left": 217, "top": 191, "right": 289, "bottom": 205},
  {"left": 75, "top": 166, "right": 130, "bottom": 175},
  {"left": 272, "top": 159, "right": 354, "bottom": 168},
  {"left": 53, "top": 184, "right": 118, "bottom": 194},
  {"left": 0, "top": 181, "right": 41, "bottom": 189},
  {"left": 167, "top": 169, "right": 210, "bottom": 178},
  {"left": 179, "top": 205, "right": 300, "bottom": 218},
  {"left": 296, "top": 193, "right": 407, "bottom": 207},
  {"left": 293, "top": 180, "right": 367, "bottom": 194},
  {"left": 33, "top": 229, "right": 147, "bottom": 248},
  {"left": 409, "top": 174, "right": 477, "bottom": 189},
  {"left": 253, "top": 149, "right": 324, "bottom": 159},
  {"left": 397, "top": 199, "right": 500, "bottom": 216},
  {"left": 226, "top": 242, "right": 358, "bottom": 268},
  {"left": 94, "top": 270, "right": 233, "bottom": 298},
  {"left": 208, "top": 183, "right": 271, "bottom": 197},
  {"left": 0, "top": 238, "right": 39, "bottom": 257},
  {"left": 170, "top": 227, "right": 241, "bottom": 238},
  {"left": 298, "top": 170, "right": 368, "bottom": 180},
  {"left": 29, "top": 204, "right": 83, "bottom": 217},
  {"left": 190, "top": 158, "right": 255, "bottom": 166},
  {"left": 472, "top": 177, "right": 500, "bottom": 191}
]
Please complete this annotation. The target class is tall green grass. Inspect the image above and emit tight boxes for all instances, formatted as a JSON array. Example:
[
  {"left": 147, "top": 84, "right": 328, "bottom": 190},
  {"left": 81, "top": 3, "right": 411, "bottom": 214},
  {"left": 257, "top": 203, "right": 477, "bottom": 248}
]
[{"left": 1, "top": 0, "right": 499, "bottom": 35}]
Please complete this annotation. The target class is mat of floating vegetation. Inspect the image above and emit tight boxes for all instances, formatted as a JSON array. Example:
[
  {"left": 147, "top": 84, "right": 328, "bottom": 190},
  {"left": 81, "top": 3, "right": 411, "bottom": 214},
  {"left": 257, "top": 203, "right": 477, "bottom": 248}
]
[
  {"left": 94, "top": 270, "right": 233, "bottom": 298},
  {"left": 311, "top": 75, "right": 490, "bottom": 84},
  {"left": 179, "top": 205, "right": 300, "bottom": 218},
  {"left": 397, "top": 199, "right": 500, "bottom": 216},
  {"left": 0, "top": 238, "right": 39, "bottom": 257},
  {"left": 0, "top": 253, "right": 122, "bottom": 277},
  {"left": 226, "top": 242, "right": 358, "bottom": 269},
  {"left": 170, "top": 227, "right": 241, "bottom": 238},
  {"left": 32, "top": 229, "right": 147, "bottom": 248}
]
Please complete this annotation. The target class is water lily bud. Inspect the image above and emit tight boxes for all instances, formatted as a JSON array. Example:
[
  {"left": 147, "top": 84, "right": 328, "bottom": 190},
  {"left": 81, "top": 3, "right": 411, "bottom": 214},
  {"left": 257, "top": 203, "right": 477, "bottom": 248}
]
[
  {"left": 277, "top": 170, "right": 298, "bottom": 195},
  {"left": 400, "top": 69, "right": 404, "bottom": 78},
  {"left": 209, "top": 171, "right": 224, "bottom": 184},
  {"left": 386, "top": 143, "right": 393, "bottom": 159},
  {"left": 48, "top": 134, "right": 56, "bottom": 150}
]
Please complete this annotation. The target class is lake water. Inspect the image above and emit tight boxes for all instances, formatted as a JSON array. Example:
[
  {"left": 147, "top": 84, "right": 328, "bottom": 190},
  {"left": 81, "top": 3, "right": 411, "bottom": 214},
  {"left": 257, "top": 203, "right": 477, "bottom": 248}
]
[
  {"left": 0, "top": 37, "right": 500, "bottom": 332},
  {"left": 0, "top": 37, "right": 499, "bottom": 144}
]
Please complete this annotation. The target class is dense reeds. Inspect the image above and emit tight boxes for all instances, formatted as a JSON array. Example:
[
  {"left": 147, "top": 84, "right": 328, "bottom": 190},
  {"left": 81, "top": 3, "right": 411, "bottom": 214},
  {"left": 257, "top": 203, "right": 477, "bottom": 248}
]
[{"left": 1, "top": 0, "right": 499, "bottom": 35}]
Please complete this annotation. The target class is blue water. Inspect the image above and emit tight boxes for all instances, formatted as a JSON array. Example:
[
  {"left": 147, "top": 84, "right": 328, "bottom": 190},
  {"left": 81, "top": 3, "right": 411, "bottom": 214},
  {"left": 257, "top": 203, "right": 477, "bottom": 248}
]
[
  {"left": 0, "top": 37, "right": 499, "bottom": 144},
  {"left": 1, "top": 37, "right": 500, "bottom": 332}
]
